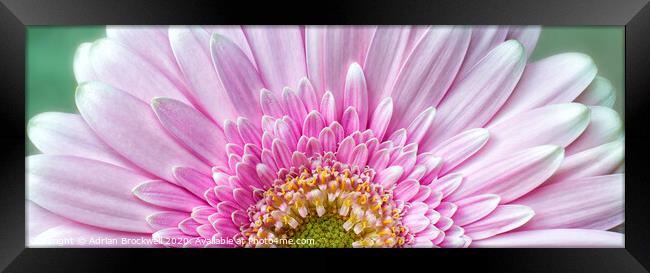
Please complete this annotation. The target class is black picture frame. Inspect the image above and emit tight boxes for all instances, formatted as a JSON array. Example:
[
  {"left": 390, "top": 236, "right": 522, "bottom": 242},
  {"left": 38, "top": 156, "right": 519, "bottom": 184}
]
[{"left": 1, "top": 0, "right": 649, "bottom": 272}]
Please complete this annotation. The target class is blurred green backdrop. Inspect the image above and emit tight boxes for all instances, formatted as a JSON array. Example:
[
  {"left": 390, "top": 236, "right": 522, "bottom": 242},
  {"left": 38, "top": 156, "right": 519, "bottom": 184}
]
[{"left": 26, "top": 26, "right": 624, "bottom": 155}]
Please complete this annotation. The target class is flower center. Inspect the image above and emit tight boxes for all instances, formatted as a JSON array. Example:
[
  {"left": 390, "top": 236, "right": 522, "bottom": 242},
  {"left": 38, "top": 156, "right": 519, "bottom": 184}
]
[{"left": 240, "top": 153, "right": 409, "bottom": 248}]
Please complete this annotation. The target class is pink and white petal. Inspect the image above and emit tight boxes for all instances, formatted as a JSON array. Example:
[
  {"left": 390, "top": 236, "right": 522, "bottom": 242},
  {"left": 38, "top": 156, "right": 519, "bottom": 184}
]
[
  {"left": 452, "top": 194, "right": 501, "bottom": 226},
  {"left": 517, "top": 174, "right": 624, "bottom": 230},
  {"left": 106, "top": 26, "right": 186, "bottom": 86},
  {"left": 575, "top": 76, "right": 616, "bottom": 107},
  {"left": 463, "top": 205, "right": 535, "bottom": 240},
  {"left": 430, "top": 128, "right": 489, "bottom": 175},
  {"left": 406, "top": 107, "right": 436, "bottom": 145},
  {"left": 297, "top": 77, "right": 319, "bottom": 111},
  {"left": 152, "top": 97, "right": 228, "bottom": 166},
  {"left": 169, "top": 27, "right": 238, "bottom": 122},
  {"left": 459, "top": 103, "right": 590, "bottom": 175},
  {"left": 27, "top": 201, "right": 76, "bottom": 244},
  {"left": 506, "top": 26, "right": 541, "bottom": 57},
  {"left": 422, "top": 40, "right": 526, "bottom": 150},
  {"left": 376, "top": 166, "right": 404, "bottom": 188},
  {"left": 566, "top": 106, "right": 622, "bottom": 154},
  {"left": 494, "top": 53, "right": 597, "bottom": 122},
  {"left": 85, "top": 38, "right": 190, "bottom": 104},
  {"left": 449, "top": 145, "right": 564, "bottom": 203},
  {"left": 389, "top": 27, "right": 471, "bottom": 133},
  {"left": 28, "top": 155, "right": 159, "bottom": 233},
  {"left": 27, "top": 112, "right": 135, "bottom": 170},
  {"left": 368, "top": 97, "right": 394, "bottom": 141},
  {"left": 472, "top": 229, "right": 623, "bottom": 248},
  {"left": 146, "top": 211, "right": 188, "bottom": 230},
  {"left": 283, "top": 87, "right": 309, "bottom": 125},
  {"left": 32, "top": 223, "right": 157, "bottom": 248},
  {"left": 320, "top": 91, "right": 337, "bottom": 125},
  {"left": 305, "top": 26, "right": 376, "bottom": 112},
  {"left": 546, "top": 139, "right": 623, "bottom": 185},
  {"left": 364, "top": 27, "right": 419, "bottom": 109},
  {"left": 203, "top": 26, "right": 256, "bottom": 66},
  {"left": 458, "top": 26, "right": 509, "bottom": 78},
  {"left": 133, "top": 180, "right": 206, "bottom": 212},
  {"left": 210, "top": 34, "right": 265, "bottom": 122},
  {"left": 243, "top": 26, "right": 306, "bottom": 93},
  {"left": 73, "top": 43, "right": 97, "bottom": 82},
  {"left": 173, "top": 167, "right": 216, "bottom": 199},
  {"left": 343, "top": 63, "right": 369, "bottom": 129},
  {"left": 76, "top": 82, "right": 210, "bottom": 183}
]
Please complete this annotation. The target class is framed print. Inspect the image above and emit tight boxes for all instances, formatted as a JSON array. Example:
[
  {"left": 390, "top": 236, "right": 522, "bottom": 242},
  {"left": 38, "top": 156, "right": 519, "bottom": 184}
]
[{"left": 1, "top": 0, "right": 649, "bottom": 271}]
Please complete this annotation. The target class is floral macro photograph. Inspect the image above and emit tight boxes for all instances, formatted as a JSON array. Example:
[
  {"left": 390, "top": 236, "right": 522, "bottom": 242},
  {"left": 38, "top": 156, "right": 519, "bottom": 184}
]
[{"left": 25, "top": 25, "right": 625, "bottom": 248}]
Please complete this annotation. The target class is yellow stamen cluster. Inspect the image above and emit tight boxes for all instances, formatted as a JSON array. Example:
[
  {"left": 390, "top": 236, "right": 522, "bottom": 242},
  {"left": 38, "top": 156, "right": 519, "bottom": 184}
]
[{"left": 241, "top": 159, "right": 408, "bottom": 248}]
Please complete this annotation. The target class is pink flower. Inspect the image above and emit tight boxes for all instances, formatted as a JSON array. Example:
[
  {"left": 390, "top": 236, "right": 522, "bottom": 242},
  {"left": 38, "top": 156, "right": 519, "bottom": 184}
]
[{"left": 27, "top": 26, "right": 624, "bottom": 248}]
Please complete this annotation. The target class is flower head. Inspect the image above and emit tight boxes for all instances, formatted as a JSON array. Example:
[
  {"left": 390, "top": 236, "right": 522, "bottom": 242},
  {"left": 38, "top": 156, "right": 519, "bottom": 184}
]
[{"left": 28, "top": 26, "right": 624, "bottom": 248}]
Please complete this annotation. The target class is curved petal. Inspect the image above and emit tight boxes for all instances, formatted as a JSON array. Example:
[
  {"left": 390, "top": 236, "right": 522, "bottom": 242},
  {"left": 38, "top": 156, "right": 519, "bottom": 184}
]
[
  {"left": 210, "top": 33, "right": 264, "bottom": 122},
  {"left": 152, "top": 97, "right": 228, "bottom": 166},
  {"left": 243, "top": 26, "right": 306, "bottom": 93},
  {"left": 169, "top": 26, "right": 238, "bottom": 122},
  {"left": 547, "top": 139, "right": 623, "bottom": 184},
  {"left": 133, "top": 180, "right": 207, "bottom": 212},
  {"left": 463, "top": 205, "right": 534, "bottom": 240},
  {"left": 305, "top": 26, "right": 375, "bottom": 114},
  {"left": 27, "top": 112, "right": 135, "bottom": 170},
  {"left": 517, "top": 174, "right": 624, "bottom": 230},
  {"left": 28, "top": 155, "right": 159, "bottom": 233},
  {"left": 457, "top": 26, "right": 509, "bottom": 78},
  {"left": 389, "top": 26, "right": 471, "bottom": 133},
  {"left": 343, "top": 63, "right": 369, "bottom": 129},
  {"left": 575, "top": 76, "right": 616, "bottom": 107},
  {"left": 84, "top": 38, "right": 190, "bottom": 104},
  {"left": 494, "top": 53, "right": 597, "bottom": 122},
  {"left": 449, "top": 145, "right": 564, "bottom": 203},
  {"left": 566, "top": 106, "right": 622, "bottom": 154},
  {"left": 75, "top": 82, "right": 210, "bottom": 183},
  {"left": 430, "top": 128, "right": 489, "bottom": 175},
  {"left": 506, "top": 26, "right": 541, "bottom": 57},
  {"left": 422, "top": 40, "right": 526, "bottom": 150}
]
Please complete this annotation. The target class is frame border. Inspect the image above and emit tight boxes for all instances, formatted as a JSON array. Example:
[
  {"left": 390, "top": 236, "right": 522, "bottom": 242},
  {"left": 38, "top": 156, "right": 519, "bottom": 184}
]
[{"left": 1, "top": 0, "right": 649, "bottom": 271}]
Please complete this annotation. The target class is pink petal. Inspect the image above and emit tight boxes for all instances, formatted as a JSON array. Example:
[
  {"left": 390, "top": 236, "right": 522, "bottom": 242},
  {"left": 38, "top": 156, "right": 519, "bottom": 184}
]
[
  {"left": 283, "top": 87, "right": 309, "bottom": 126},
  {"left": 243, "top": 26, "right": 306, "bottom": 93},
  {"left": 452, "top": 194, "right": 501, "bottom": 226},
  {"left": 566, "top": 106, "right": 622, "bottom": 154},
  {"left": 73, "top": 43, "right": 97, "bottom": 82},
  {"left": 464, "top": 205, "right": 534, "bottom": 240},
  {"left": 259, "top": 89, "right": 284, "bottom": 117},
  {"left": 517, "top": 174, "right": 624, "bottom": 230},
  {"left": 320, "top": 91, "right": 337, "bottom": 125},
  {"left": 375, "top": 166, "right": 404, "bottom": 188},
  {"left": 106, "top": 26, "right": 185, "bottom": 85},
  {"left": 389, "top": 27, "right": 471, "bottom": 133},
  {"left": 27, "top": 112, "right": 135, "bottom": 169},
  {"left": 297, "top": 77, "right": 319, "bottom": 111},
  {"left": 84, "top": 38, "right": 190, "bottom": 104},
  {"left": 210, "top": 34, "right": 264, "bottom": 122},
  {"left": 168, "top": 27, "right": 238, "bottom": 122},
  {"left": 575, "top": 76, "right": 616, "bottom": 107},
  {"left": 506, "top": 26, "right": 541, "bottom": 57},
  {"left": 406, "top": 107, "right": 436, "bottom": 145},
  {"left": 449, "top": 145, "right": 564, "bottom": 203},
  {"left": 203, "top": 26, "right": 256, "bottom": 67},
  {"left": 27, "top": 201, "right": 76, "bottom": 243},
  {"left": 146, "top": 211, "right": 188, "bottom": 230},
  {"left": 423, "top": 40, "right": 526, "bottom": 150},
  {"left": 305, "top": 26, "right": 375, "bottom": 112},
  {"left": 494, "top": 53, "right": 597, "bottom": 122},
  {"left": 28, "top": 155, "right": 159, "bottom": 233},
  {"left": 458, "top": 26, "right": 509, "bottom": 78},
  {"left": 546, "top": 139, "right": 623, "bottom": 185},
  {"left": 394, "top": 179, "right": 420, "bottom": 201},
  {"left": 430, "top": 128, "right": 489, "bottom": 175},
  {"left": 459, "top": 103, "right": 590, "bottom": 175},
  {"left": 341, "top": 107, "right": 360, "bottom": 135},
  {"left": 75, "top": 82, "right": 209, "bottom": 183},
  {"left": 152, "top": 97, "right": 228, "bottom": 166},
  {"left": 172, "top": 167, "right": 216, "bottom": 199},
  {"left": 364, "top": 26, "right": 422, "bottom": 109},
  {"left": 343, "top": 63, "right": 369, "bottom": 129},
  {"left": 349, "top": 144, "right": 369, "bottom": 167},
  {"left": 133, "top": 180, "right": 206, "bottom": 212},
  {"left": 472, "top": 229, "right": 623, "bottom": 248},
  {"left": 319, "top": 127, "right": 337, "bottom": 152},
  {"left": 368, "top": 97, "right": 394, "bottom": 141}
]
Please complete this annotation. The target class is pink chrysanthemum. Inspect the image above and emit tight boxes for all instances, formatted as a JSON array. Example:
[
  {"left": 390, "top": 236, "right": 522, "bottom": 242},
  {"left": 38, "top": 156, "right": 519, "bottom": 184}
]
[{"left": 27, "top": 26, "right": 624, "bottom": 248}]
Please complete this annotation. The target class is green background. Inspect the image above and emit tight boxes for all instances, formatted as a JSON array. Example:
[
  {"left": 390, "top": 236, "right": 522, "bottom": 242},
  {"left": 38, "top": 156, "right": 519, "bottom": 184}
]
[{"left": 26, "top": 26, "right": 624, "bottom": 155}]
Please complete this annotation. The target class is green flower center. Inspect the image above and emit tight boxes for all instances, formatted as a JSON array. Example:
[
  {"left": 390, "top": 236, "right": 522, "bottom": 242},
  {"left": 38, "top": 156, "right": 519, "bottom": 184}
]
[{"left": 289, "top": 213, "right": 362, "bottom": 248}]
